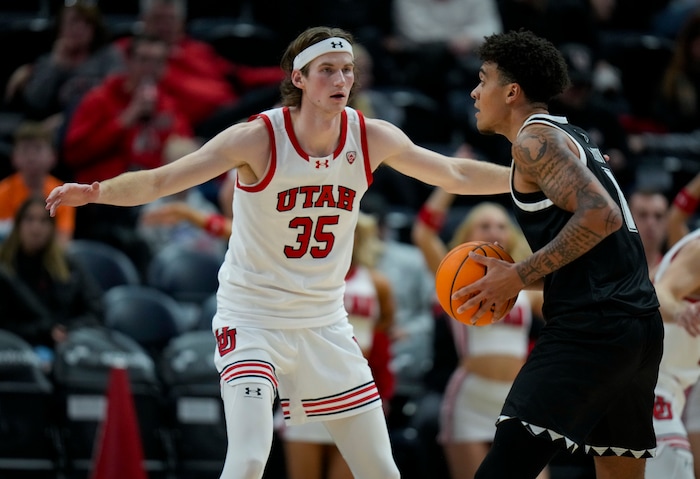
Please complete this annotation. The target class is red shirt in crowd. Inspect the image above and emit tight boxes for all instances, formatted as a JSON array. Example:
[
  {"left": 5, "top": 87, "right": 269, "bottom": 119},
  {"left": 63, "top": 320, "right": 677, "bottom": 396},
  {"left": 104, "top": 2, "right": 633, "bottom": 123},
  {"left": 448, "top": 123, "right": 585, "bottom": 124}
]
[
  {"left": 63, "top": 74, "right": 193, "bottom": 183},
  {"left": 115, "top": 36, "right": 285, "bottom": 126}
]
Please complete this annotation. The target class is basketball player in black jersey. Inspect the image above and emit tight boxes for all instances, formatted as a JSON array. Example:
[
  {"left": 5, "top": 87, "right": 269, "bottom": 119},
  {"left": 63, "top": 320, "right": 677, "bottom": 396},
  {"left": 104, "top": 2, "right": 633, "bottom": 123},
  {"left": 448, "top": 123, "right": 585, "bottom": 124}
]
[{"left": 453, "top": 30, "right": 664, "bottom": 479}]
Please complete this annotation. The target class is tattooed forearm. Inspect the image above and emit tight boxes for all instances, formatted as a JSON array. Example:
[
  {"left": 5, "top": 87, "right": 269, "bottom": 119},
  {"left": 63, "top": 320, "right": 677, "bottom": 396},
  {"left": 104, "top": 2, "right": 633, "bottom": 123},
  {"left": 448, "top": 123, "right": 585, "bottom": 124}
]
[{"left": 517, "top": 221, "right": 602, "bottom": 285}]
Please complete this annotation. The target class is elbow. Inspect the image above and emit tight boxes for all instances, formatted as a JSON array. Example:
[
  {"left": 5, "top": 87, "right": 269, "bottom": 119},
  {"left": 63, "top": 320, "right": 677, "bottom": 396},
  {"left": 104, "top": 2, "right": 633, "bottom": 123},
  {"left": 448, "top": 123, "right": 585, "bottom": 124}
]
[{"left": 441, "top": 176, "right": 464, "bottom": 195}]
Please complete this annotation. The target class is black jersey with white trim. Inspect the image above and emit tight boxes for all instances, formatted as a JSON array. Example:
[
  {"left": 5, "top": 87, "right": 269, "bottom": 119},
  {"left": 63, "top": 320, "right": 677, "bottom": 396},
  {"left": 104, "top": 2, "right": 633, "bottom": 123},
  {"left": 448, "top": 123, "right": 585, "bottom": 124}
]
[{"left": 510, "top": 114, "right": 659, "bottom": 320}]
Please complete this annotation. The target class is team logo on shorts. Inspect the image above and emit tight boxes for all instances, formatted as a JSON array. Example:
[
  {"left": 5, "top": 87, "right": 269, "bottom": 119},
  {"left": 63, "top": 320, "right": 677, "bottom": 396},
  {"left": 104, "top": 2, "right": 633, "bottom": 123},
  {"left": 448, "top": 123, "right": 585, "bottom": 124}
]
[
  {"left": 216, "top": 327, "right": 237, "bottom": 356},
  {"left": 346, "top": 151, "right": 356, "bottom": 164}
]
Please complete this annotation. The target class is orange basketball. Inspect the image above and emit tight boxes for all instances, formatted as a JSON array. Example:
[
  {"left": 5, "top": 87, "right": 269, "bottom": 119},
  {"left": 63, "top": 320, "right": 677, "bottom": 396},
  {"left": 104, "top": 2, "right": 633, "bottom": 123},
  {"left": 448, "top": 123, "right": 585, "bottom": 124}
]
[{"left": 435, "top": 241, "right": 517, "bottom": 326}]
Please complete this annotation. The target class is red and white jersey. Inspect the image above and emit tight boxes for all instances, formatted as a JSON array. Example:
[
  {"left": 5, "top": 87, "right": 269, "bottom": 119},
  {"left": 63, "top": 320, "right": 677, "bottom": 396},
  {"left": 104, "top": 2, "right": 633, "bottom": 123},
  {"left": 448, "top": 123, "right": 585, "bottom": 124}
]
[
  {"left": 215, "top": 106, "right": 372, "bottom": 329},
  {"left": 654, "top": 228, "right": 700, "bottom": 393},
  {"left": 344, "top": 265, "right": 380, "bottom": 351},
  {"left": 449, "top": 291, "right": 532, "bottom": 359}
]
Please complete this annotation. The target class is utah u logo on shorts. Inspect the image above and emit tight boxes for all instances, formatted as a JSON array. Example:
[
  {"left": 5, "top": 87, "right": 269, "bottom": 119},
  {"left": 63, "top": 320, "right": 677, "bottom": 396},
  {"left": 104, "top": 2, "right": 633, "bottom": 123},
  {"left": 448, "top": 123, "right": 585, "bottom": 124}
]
[{"left": 216, "top": 327, "right": 237, "bottom": 356}]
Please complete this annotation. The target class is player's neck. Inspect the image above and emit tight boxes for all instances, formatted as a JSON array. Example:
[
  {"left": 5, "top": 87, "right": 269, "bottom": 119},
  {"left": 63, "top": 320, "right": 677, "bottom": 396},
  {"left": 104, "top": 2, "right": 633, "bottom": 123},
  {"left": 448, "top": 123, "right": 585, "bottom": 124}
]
[{"left": 290, "top": 106, "right": 343, "bottom": 158}]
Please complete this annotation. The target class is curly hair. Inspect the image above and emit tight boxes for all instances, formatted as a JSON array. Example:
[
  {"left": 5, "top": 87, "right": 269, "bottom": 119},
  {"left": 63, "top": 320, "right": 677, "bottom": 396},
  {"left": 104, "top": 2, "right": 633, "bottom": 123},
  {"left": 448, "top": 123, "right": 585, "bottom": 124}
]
[
  {"left": 477, "top": 30, "right": 570, "bottom": 104},
  {"left": 279, "top": 26, "right": 358, "bottom": 107}
]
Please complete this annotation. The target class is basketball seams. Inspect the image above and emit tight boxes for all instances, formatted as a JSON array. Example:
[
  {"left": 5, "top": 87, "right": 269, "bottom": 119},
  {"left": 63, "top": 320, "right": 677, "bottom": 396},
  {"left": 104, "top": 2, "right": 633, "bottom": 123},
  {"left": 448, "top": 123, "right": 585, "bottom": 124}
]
[{"left": 449, "top": 253, "right": 473, "bottom": 319}]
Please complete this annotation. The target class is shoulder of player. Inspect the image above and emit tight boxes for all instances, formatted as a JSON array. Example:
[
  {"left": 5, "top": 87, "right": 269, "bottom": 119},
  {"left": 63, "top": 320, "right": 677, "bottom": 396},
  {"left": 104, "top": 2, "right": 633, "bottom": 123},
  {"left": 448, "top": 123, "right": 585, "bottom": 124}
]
[
  {"left": 513, "top": 123, "right": 575, "bottom": 164},
  {"left": 206, "top": 117, "right": 270, "bottom": 152},
  {"left": 363, "top": 117, "right": 406, "bottom": 142},
  {"left": 363, "top": 117, "right": 413, "bottom": 164},
  {"left": 197, "top": 117, "right": 271, "bottom": 171}
]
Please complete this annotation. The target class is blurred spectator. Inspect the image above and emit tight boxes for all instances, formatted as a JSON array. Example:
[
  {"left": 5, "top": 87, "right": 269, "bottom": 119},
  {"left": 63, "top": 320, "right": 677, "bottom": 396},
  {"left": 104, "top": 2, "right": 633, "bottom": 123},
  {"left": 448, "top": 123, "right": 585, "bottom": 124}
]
[
  {"left": 62, "top": 33, "right": 193, "bottom": 183},
  {"left": 0, "top": 196, "right": 103, "bottom": 371},
  {"left": 628, "top": 187, "right": 669, "bottom": 278},
  {"left": 388, "top": 0, "right": 502, "bottom": 101},
  {"left": 114, "top": 0, "right": 285, "bottom": 138},
  {"left": 62, "top": 33, "right": 194, "bottom": 277},
  {"left": 142, "top": 167, "right": 234, "bottom": 244},
  {"left": 498, "top": 0, "right": 626, "bottom": 100},
  {"left": 0, "top": 121, "right": 75, "bottom": 245},
  {"left": 4, "top": 1, "right": 123, "bottom": 134},
  {"left": 655, "top": 9, "right": 700, "bottom": 133},
  {"left": 628, "top": 130, "right": 700, "bottom": 157},
  {"left": 349, "top": 44, "right": 403, "bottom": 126},
  {"left": 549, "top": 42, "right": 634, "bottom": 192},
  {"left": 138, "top": 137, "right": 227, "bottom": 257}
]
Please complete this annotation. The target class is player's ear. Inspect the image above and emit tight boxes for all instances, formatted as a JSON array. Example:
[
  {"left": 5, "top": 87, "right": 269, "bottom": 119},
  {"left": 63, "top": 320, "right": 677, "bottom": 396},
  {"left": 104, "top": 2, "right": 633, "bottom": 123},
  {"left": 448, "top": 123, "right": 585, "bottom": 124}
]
[
  {"left": 505, "top": 84, "right": 519, "bottom": 103},
  {"left": 291, "top": 70, "right": 304, "bottom": 88}
]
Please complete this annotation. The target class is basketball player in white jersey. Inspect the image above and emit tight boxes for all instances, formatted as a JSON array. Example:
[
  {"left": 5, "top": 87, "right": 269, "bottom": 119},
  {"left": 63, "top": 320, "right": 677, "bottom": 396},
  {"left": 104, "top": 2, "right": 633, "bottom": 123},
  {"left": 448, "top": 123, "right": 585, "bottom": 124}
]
[
  {"left": 644, "top": 228, "right": 700, "bottom": 478},
  {"left": 412, "top": 184, "right": 544, "bottom": 479},
  {"left": 45, "top": 26, "right": 512, "bottom": 479}
]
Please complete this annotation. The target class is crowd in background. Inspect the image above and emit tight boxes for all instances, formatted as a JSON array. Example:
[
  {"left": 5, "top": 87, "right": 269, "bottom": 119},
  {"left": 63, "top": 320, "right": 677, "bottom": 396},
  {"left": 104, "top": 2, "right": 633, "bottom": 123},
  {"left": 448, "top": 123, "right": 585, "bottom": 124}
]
[{"left": 1, "top": 1, "right": 700, "bottom": 478}]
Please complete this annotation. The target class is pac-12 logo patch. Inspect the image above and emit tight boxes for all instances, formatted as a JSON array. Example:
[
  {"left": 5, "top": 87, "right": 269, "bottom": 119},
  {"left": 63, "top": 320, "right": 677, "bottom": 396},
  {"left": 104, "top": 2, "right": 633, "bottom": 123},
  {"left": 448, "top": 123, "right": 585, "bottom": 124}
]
[
  {"left": 216, "top": 327, "right": 237, "bottom": 356},
  {"left": 346, "top": 151, "right": 356, "bottom": 164}
]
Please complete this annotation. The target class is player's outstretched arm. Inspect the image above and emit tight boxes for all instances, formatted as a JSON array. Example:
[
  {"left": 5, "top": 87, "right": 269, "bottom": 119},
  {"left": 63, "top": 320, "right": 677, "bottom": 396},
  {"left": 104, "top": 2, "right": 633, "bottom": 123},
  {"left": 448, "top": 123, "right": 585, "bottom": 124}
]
[
  {"left": 365, "top": 118, "right": 510, "bottom": 196},
  {"left": 46, "top": 119, "right": 268, "bottom": 216}
]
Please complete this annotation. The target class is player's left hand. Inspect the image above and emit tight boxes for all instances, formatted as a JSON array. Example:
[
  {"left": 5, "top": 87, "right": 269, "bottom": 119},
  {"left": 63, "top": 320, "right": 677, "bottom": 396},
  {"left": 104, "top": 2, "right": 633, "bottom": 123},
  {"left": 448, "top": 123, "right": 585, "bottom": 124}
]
[{"left": 45, "top": 181, "right": 100, "bottom": 217}]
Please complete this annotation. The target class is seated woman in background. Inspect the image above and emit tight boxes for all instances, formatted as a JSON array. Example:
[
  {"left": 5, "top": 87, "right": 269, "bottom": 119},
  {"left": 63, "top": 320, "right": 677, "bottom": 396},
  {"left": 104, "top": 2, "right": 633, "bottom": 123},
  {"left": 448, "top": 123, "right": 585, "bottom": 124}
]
[{"left": 0, "top": 196, "right": 103, "bottom": 370}]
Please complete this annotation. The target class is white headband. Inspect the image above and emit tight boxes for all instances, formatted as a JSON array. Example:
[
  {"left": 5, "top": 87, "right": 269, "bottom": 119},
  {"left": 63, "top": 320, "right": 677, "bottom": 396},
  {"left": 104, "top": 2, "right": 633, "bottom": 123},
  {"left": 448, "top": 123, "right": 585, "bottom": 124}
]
[{"left": 292, "top": 37, "right": 354, "bottom": 71}]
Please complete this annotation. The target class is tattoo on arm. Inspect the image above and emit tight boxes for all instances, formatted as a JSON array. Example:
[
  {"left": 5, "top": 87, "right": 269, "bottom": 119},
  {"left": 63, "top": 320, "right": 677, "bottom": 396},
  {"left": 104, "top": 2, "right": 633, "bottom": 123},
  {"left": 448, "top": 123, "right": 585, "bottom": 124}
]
[{"left": 513, "top": 126, "right": 622, "bottom": 285}]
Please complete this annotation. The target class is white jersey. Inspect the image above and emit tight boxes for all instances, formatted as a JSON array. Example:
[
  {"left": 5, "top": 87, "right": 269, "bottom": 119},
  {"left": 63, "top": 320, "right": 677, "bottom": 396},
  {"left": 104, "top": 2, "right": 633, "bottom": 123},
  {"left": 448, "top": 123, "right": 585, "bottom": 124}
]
[
  {"left": 654, "top": 228, "right": 700, "bottom": 393},
  {"left": 215, "top": 106, "right": 372, "bottom": 329},
  {"left": 650, "top": 228, "right": 700, "bottom": 457},
  {"left": 344, "top": 265, "right": 380, "bottom": 351}
]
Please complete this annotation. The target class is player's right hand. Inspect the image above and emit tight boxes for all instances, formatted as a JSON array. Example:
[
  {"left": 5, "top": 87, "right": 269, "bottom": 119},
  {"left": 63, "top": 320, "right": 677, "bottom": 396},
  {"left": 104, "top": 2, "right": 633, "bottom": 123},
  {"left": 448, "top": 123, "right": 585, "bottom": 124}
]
[
  {"left": 675, "top": 301, "right": 700, "bottom": 337},
  {"left": 45, "top": 181, "right": 100, "bottom": 217}
]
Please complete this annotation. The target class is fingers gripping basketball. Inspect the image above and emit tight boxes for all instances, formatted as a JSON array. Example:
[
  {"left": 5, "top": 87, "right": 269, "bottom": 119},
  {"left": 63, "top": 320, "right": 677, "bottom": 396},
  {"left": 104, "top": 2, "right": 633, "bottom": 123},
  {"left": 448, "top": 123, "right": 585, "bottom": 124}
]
[{"left": 435, "top": 241, "right": 517, "bottom": 326}]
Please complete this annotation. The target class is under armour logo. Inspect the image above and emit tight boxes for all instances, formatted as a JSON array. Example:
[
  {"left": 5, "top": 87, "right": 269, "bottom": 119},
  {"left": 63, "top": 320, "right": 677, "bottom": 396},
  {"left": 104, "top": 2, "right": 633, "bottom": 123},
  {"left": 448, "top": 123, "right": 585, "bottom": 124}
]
[
  {"left": 315, "top": 159, "right": 329, "bottom": 169},
  {"left": 330, "top": 41, "right": 343, "bottom": 49},
  {"left": 245, "top": 387, "right": 262, "bottom": 397}
]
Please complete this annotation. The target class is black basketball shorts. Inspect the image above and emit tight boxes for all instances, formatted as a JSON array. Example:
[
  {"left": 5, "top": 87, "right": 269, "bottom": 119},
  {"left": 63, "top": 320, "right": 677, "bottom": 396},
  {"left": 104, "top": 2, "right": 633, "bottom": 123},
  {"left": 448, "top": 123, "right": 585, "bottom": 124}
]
[{"left": 497, "top": 310, "right": 664, "bottom": 457}]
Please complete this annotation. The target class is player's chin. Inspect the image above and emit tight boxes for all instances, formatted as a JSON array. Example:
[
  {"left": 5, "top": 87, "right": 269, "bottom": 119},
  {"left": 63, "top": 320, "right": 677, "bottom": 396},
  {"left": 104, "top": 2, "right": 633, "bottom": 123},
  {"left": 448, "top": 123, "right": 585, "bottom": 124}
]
[{"left": 476, "top": 124, "right": 497, "bottom": 136}]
